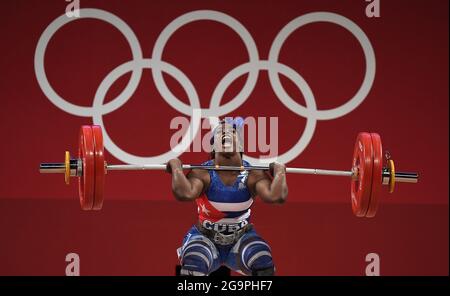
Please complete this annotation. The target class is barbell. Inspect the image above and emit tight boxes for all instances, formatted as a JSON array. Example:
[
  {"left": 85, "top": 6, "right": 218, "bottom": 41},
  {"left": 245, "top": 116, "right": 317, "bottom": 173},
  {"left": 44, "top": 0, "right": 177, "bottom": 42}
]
[{"left": 39, "top": 125, "right": 419, "bottom": 217}]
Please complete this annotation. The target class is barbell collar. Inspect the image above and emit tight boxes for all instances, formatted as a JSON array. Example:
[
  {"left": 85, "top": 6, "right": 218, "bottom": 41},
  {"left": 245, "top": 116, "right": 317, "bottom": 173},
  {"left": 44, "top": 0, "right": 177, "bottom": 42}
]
[{"left": 40, "top": 160, "right": 81, "bottom": 176}]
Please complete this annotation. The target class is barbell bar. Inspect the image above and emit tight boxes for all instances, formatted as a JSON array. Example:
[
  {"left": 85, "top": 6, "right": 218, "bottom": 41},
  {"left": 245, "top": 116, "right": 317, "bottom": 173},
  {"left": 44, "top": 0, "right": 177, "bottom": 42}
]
[
  {"left": 40, "top": 163, "right": 418, "bottom": 181},
  {"left": 39, "top": 125, "right": 419, "bottom": 217}
]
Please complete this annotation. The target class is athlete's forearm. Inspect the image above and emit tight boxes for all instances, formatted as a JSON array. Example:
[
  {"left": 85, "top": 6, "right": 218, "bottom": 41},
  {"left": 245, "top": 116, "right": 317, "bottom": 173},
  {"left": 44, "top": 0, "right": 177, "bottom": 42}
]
[{"left": 268, "top": 172, "right": 288, "bottom": 203}]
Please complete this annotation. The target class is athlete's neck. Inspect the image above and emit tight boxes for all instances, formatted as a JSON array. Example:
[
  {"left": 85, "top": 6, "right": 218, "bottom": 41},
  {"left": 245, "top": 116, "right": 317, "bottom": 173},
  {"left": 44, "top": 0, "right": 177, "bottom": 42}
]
[{"left": 214, "top": 152, "right": 242, "bottom": 167}]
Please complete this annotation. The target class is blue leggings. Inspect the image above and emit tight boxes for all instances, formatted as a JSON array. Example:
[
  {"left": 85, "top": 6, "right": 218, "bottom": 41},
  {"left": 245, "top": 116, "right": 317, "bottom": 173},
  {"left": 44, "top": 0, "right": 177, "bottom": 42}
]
[{"left": 177, "top": 225, "right": 274, "bottom": 276}]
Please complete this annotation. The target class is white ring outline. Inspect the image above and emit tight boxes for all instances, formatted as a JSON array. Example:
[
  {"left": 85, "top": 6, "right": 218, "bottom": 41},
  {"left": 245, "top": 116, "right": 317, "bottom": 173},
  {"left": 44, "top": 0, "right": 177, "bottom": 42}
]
[
  {"left": 92, "top": 59, "right": 202, "bottom": 165},
  {"left": 34, "top": 8, "right": 143, "bottom": 117},
  {"left": 268, "top": 12, "right": 376, "bottom": 120},
  {"left": 151, "top": 10, "right": 260, "bottom": 118},
  {"left": 209, "top": 60, "right": 317, "bottom": 164}
]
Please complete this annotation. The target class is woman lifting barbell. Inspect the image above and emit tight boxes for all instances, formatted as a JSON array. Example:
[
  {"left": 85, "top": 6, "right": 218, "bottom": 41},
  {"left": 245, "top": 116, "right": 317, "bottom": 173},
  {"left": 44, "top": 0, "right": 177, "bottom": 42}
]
[{"left": 166, "top": 117, "right": 287, "bottom": 276}]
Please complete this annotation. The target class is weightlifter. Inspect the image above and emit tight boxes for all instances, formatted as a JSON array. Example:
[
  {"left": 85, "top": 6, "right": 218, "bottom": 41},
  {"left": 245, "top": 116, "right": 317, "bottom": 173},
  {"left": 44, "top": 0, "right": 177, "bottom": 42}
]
[{"left": 166, "top": 117, "right": 288, "bottom": 276}]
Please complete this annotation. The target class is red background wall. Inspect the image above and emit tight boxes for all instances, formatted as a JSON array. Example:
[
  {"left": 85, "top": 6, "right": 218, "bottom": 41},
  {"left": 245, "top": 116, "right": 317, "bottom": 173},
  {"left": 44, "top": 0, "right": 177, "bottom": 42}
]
[{"left": 0, "top": 0, "right": 448, "bottom": 275}]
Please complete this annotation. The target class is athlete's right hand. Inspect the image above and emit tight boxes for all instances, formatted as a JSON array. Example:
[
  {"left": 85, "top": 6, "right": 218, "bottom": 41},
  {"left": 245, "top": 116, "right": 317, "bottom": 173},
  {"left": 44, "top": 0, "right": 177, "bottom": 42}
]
[{"left": 166, "top": 158, "right": 182, "bottom": 174}]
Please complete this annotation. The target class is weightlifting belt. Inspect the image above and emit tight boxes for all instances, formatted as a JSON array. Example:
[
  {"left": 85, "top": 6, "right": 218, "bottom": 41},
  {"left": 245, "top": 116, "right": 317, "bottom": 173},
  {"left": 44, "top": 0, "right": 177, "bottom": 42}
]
[{"left": 196, "top": 221, "right": 253, "bottom": 246}]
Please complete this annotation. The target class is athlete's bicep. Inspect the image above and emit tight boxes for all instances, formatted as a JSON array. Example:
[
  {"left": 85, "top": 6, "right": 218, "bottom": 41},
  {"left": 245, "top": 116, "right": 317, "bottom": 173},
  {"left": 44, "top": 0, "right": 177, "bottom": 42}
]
[
  {"left": 187, "top": 169, "right": 209, "bottom": 198},
  {"left": 248, "top": 170, "right": 271, "bottom": 200},
  {"left": 254, "top": 178, "right": 272, "bottom": 202}
]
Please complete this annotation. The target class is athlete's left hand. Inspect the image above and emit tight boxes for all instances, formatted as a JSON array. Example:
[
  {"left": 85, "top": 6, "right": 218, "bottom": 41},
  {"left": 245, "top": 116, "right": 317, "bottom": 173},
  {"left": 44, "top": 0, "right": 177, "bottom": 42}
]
[{"left": 269, "top": 162, "right": 286, "bottom": 177}]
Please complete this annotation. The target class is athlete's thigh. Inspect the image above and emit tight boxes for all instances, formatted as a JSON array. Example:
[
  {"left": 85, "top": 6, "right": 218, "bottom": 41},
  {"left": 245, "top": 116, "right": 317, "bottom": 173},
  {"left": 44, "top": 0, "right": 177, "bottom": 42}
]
[
  {"left": 226, "top": 229, "right": 275, "bottom": 275},
  {"left": 178, "top": 226, "right": 221, "bottom": 275}
]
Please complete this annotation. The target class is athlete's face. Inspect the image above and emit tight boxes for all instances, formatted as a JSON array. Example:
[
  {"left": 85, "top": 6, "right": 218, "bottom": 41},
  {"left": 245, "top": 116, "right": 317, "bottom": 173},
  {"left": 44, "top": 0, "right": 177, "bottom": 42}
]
[{"left": 213, "top": 123, "right": 241, "bottom": 153}]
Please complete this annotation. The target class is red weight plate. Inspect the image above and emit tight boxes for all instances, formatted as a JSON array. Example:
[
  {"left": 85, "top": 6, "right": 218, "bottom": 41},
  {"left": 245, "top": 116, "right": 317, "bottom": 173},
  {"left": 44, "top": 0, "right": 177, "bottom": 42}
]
[
  {"left": 92, "top": 125, "right": 105, "bottom": 210},
  {"left": 351, "top": 132, "right": 374, "bottom": 217},
  {"left": 78, "top": 126, "right": 95, "bottom": 210},
  {"left": 366, "top": 133, "right": 383, "bottom": 218}
]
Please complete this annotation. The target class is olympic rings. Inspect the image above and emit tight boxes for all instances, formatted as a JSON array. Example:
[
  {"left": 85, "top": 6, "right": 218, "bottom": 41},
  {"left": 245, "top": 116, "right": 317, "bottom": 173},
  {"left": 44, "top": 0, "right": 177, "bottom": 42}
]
[{"left": 34, "top": 9, "right": 376, "bottom": 165}]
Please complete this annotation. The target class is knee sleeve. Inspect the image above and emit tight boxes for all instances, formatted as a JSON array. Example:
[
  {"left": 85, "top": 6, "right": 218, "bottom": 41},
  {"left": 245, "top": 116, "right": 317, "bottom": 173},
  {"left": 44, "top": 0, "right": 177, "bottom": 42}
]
[
  {"left": 179, "top": 235, "right": 217, "bottom": 276},
  {"left": 238, "top": 236, "right": 274, "bottom": 274}
]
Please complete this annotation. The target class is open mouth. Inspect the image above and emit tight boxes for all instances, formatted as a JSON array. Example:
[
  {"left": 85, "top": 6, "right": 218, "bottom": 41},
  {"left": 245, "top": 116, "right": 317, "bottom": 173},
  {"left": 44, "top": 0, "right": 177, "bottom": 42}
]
[{"left": 221, "top": 133, "right": 233, "bottom": 148}]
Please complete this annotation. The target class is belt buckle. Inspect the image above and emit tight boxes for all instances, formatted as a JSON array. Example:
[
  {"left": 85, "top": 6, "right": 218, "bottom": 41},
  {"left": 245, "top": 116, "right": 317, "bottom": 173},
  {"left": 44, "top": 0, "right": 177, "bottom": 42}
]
[{"left": 213, "top": 232, "right": 236, "bottom": 246}]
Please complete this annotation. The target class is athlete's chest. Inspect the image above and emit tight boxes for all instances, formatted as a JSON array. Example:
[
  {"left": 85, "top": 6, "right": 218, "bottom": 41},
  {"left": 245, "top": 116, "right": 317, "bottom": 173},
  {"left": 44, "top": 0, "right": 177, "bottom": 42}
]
[
  {"left": 206, "top": 170, "right": 251, "bottom": 202},
  {"left": 216, "top": 171, "right": 244, "bottom": 186}
]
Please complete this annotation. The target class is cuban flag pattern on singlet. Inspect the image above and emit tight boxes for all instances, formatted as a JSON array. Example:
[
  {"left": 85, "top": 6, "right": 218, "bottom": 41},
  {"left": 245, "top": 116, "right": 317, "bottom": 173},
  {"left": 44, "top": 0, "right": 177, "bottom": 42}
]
[{"left": 196, "top": 160, "right": 253, "bottom": 224}]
